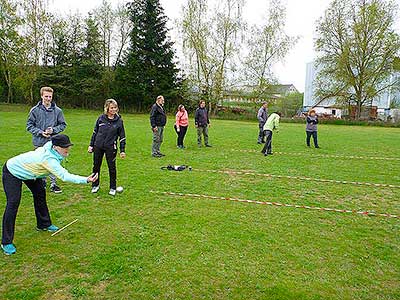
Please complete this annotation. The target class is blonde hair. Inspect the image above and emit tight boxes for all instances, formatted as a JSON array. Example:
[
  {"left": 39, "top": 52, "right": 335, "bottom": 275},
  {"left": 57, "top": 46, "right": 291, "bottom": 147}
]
[
  {"left": 104, "top": 99, "right": 119, "bottom": 114},
  {"left": 40, "top": 87, "right": 53, "bottom": 96}
]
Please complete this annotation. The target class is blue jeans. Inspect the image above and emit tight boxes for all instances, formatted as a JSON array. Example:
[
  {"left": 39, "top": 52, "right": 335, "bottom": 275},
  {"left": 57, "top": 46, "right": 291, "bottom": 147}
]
[{"left": 306, "top": 131, "right": 318, "bottom": 147}]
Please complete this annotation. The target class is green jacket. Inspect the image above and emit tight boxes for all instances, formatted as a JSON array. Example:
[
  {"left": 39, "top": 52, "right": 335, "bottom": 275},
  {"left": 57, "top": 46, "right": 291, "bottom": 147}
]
[{"left": 263, "top": 113, "right": 280, "bottom": 132}]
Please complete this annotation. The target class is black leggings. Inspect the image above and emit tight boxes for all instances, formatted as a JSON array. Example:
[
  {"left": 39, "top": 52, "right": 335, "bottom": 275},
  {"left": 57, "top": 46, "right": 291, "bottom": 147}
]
[
  {"left": 2, "top": 164, "right": 51, "bottom": 244},
  {"left": 92, "top": 147, "right": 117, "bottom": 189},
  {"left": 174, "top": 125, "right": 188, "bottom": 147}
]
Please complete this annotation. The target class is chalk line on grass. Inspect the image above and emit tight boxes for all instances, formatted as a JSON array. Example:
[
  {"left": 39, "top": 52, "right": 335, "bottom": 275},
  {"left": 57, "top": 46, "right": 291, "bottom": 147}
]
[
  {"left": 232, "top": 149, "right": 400, "bottom": 161},
  {"left": 150, "top": 191, "right": 399, "bottom": 219},
  {"left": 199, "top": 169, "right": 400, "bottom": 189}
]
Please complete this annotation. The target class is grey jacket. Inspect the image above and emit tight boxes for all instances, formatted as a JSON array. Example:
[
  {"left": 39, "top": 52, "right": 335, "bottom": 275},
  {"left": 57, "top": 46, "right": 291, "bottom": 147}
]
[
  {"left": 257, "top": 107, "right": 268, "bottom": 124},
  {"left": 306, "top": 116, "right": 318, "bottom": 132},
  {"left": 27, "top": 101, "right": 67, "bottom": 147}
]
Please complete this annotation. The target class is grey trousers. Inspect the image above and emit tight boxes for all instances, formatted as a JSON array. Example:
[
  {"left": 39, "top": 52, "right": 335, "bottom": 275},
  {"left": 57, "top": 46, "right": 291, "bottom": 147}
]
[
  {"left": 197, "top": 126, "right": 209, "bottom": 146},
  {"left": 152, "top": 126, "right": 164, "bottom": 154}
]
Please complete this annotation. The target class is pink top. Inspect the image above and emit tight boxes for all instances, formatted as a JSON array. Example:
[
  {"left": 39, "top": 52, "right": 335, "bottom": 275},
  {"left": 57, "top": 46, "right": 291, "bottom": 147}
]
[{"left": 175, "top": 110, "right": 189, "bottom": 128}]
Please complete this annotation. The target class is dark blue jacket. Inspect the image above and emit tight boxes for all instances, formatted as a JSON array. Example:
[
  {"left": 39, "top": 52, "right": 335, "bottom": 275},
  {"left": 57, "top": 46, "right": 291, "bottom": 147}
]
[
  {"left": 90, "top": 114, "right": 126, "bottom": 152},
  {"left": 195, "top": 107, "right": 209, "bottom": 127},
  {"left": 150, "top": 103, "right": 167, "bottom": 128}
]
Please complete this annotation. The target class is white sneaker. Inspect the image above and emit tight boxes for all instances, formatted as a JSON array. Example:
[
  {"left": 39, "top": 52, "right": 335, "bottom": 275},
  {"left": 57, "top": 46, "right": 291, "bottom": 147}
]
[
  {"left": 109, "top": 189, "right": 116, "bottom": 196},
  {"left": 91, "top": 186, "right": 100, "bottom": 193}
]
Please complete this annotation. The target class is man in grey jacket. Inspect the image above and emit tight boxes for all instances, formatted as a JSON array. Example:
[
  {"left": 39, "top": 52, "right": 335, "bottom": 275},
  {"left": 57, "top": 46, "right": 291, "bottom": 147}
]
[
  {"left": 257, "top": 102, "right": 268, "bottom": 144},
  {"left": 26, "top": 87, "right": 67, "bottom": 193}
]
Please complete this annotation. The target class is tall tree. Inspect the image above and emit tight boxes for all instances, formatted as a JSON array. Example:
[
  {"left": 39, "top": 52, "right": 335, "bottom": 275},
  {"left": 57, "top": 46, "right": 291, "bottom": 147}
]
[
  {"left": 0, "top": 0, "right": 24, "bottom": 103},
  {"left": 116, "top": 0, "right": 180, "bottom": 111},
  {"left": 94, "top": 0, "right": 114, "bottom": 68},
  {"left": 113, "top": 2, "right": 133, "bottom": 69},
  {"left": 315, "top": 0, "right": 400, "bottom": 119},
  {"left": 78, "top": 13, "right": 104, "bottom": 108},
  {"left": 21, "top": 0, "right": 49, "bottom": 103},
  {"left": 181, "top": 0, "right": 244, "bottom": 108},
  {"left": 243, "top": 0, "right": 298, "bottom": 97}
]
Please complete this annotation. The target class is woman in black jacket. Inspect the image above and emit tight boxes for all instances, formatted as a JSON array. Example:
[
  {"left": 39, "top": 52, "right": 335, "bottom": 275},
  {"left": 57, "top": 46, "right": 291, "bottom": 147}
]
[{"left": 88, "top": 99, "right": 126, "bottom": 196}]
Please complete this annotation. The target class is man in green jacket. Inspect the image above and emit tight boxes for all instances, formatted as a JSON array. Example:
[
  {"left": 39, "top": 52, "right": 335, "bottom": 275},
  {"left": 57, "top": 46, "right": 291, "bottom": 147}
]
[{"left": 261, "top": 112, "right": 281, "bottom": 156}]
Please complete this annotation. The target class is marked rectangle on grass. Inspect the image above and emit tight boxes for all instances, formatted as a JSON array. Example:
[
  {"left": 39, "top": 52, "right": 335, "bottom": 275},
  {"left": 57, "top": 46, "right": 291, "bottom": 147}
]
[
  {"left": 232, "top": 149, "right": 400, "bottom": 161},
  {"left": 199, "top": 169, "right": 400, "bottom": 189},
  {"left": 150, "top": 191, "right": 400, "bottom": 219}
]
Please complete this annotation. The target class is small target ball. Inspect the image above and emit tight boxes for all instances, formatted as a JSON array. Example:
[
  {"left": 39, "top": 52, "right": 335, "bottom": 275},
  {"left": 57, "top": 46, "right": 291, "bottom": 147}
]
[{"left": 116, "top": 186, "right": 124, "bottom": 193}]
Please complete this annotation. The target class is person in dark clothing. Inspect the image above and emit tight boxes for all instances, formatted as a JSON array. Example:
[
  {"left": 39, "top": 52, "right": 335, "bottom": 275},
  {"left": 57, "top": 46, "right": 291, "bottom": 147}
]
[
  {"left": 150, "top": 95, "right": 167, "bottom": 157},
  {"left": 195, "top": 100, "right": 212, "bottom": 147},
  {"left": 306, "top": 109, "right": 320, "bottom": 148},
  {"left": 257, "top": 102, "right": 268, "bottom": 144},
  {"left": 88, "top": 99, "right": 126, "bottom": 196},
  {"left": 27, "top": 86, "right": 67, "bottom": 193}
]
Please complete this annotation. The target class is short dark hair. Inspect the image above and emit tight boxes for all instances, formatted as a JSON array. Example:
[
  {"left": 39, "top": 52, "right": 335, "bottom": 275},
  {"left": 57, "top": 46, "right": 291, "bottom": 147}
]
[{"left": 275, "top": 111, "right": 282, "bottom": 117}]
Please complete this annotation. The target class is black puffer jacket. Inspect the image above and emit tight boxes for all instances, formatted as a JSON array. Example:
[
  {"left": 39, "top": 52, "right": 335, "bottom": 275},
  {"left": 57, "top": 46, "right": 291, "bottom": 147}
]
[
  {"left": 90, "top": 114, "right": 126, "bottom": 152},
  {"left": 150, "top": 103, "right": 167, "bottom": 128}
]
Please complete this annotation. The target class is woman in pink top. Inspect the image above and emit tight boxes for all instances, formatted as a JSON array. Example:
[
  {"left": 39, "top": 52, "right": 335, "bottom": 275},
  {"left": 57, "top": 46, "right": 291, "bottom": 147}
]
[{"left": 174, "top": 104, "right": 189, "bottom": 149}]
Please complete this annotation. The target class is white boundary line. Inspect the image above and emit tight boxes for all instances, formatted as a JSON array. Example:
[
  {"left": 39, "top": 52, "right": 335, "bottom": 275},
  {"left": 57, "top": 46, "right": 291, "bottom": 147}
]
[
  {"left": 199, "top": 169, "right": 400, "bottom": 189},
  {"left": 150, "top": 191, "right": 399, "bottom": 219},
  {"left": 232, "top": 149, "right": 400, "bottom": 161}
]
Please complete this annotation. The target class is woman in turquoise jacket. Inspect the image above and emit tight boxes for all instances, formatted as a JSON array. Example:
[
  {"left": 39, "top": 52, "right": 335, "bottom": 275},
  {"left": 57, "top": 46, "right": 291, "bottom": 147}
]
[{"left": 1, "top": 134, "right": 98, "bottom": 255}]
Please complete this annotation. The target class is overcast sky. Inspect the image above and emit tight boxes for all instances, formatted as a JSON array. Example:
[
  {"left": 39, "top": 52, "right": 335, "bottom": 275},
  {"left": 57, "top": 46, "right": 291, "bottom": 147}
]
[{"left": 48, "top": 0, "right": 400, "bottom": 93}]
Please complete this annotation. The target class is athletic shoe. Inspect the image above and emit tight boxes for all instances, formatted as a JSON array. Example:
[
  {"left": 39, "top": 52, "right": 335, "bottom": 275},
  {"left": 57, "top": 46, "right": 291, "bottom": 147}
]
[
  {"left": 205, "top": 144, "right": 212, "bottom": 147},
  {"left": 91, "top": 186, "right": 100, "bottom": 193},
  {"left": 157, "top": 152, "right": 166, "bottom": 156},
  {"left": 50, "top": 185, "right": 62, "bottom": 193},
  {"left": 109, "top": 189, "right": 116, "bottom": 196},
  {"left": 1, "top": 243, "right": 16, "bottom": 255},
  {"left": 152, "top": 153, "right": 162, "bottom": 158},
  {"left": 37, "top": 224, "right": 59, "bottom": 232}
]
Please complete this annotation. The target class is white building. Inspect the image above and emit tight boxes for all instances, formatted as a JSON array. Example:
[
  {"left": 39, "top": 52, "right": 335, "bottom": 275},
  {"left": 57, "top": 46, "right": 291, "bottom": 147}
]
[{"left": 303, "top": 61, "right": 400, "bottom": 119}]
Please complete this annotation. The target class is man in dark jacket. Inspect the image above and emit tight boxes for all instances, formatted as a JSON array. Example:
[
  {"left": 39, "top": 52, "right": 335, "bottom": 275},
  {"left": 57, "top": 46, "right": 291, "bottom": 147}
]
[
  {"left": 150, "top": 95, "right": 167, "bottom": 157},
  {"left": 26, "top": 87, "right": 66, "bottom": 193},
  {"left": 257, "top": 102, "right": 268, "bottom": 144},
  {"left": 195, "top": 100, "right": 212, "bottom": 147}
]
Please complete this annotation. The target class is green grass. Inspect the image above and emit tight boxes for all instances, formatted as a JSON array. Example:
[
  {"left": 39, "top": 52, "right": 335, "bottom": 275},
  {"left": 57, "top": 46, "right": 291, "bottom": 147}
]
[{"left": 0, "top": 104, "right": 399, "bottom": 300}]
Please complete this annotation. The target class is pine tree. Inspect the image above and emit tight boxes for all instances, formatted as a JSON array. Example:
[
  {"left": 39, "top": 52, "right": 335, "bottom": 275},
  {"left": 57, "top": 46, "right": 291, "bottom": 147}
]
[
  {"left": 77, "top": 14, "right": 104, "bottom": 108},
  {"left": 115, "top": 0, "right": 180, "bottom": 111}
]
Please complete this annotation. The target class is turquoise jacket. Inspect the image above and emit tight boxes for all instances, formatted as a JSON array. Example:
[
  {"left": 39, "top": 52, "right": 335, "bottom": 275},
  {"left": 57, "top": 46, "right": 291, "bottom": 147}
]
[
  {"left": 263, "top": 113, "right": 280, "bottom": 132},
  {"left": 6, "top": 141, "right": 88, "bottom": 184}
]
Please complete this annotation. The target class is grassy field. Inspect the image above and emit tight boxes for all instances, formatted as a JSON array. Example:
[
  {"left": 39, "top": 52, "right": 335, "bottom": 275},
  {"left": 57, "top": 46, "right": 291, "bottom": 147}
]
[{"left": 0, "top": 104, "right": 399, "bottom": 300}]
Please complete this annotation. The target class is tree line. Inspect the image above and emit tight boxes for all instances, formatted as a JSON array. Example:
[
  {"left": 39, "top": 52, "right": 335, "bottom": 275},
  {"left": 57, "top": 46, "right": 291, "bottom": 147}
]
[
  {"left": 0, "top": 0, "right": 182, "bottom": 111},
  {"left": 1, "top": 0, "right": 398, "bottom": 117},
  {"left": 0, "top": 0, "right": 299, "bottom": 113}
]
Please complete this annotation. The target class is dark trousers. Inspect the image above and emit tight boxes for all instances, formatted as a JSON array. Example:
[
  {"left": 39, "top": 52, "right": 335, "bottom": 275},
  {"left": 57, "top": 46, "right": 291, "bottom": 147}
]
[
  {"left": 261, "top": 130, "right": 273, "bottom": 154},
  {"left": 2, "top": 164, "right": 51, "bottom": 245},
  {"left": 306, "top": 131, "right": 319, "bottom": 147},
  {"left": 174, "top": 125, "right": 188, "bottom": 147},
  {"left": 92, "top": 147, "right": 117, "bottom": 189},
  {"left": 258, "top": 122, "right": 266, "bottom": 143}
]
